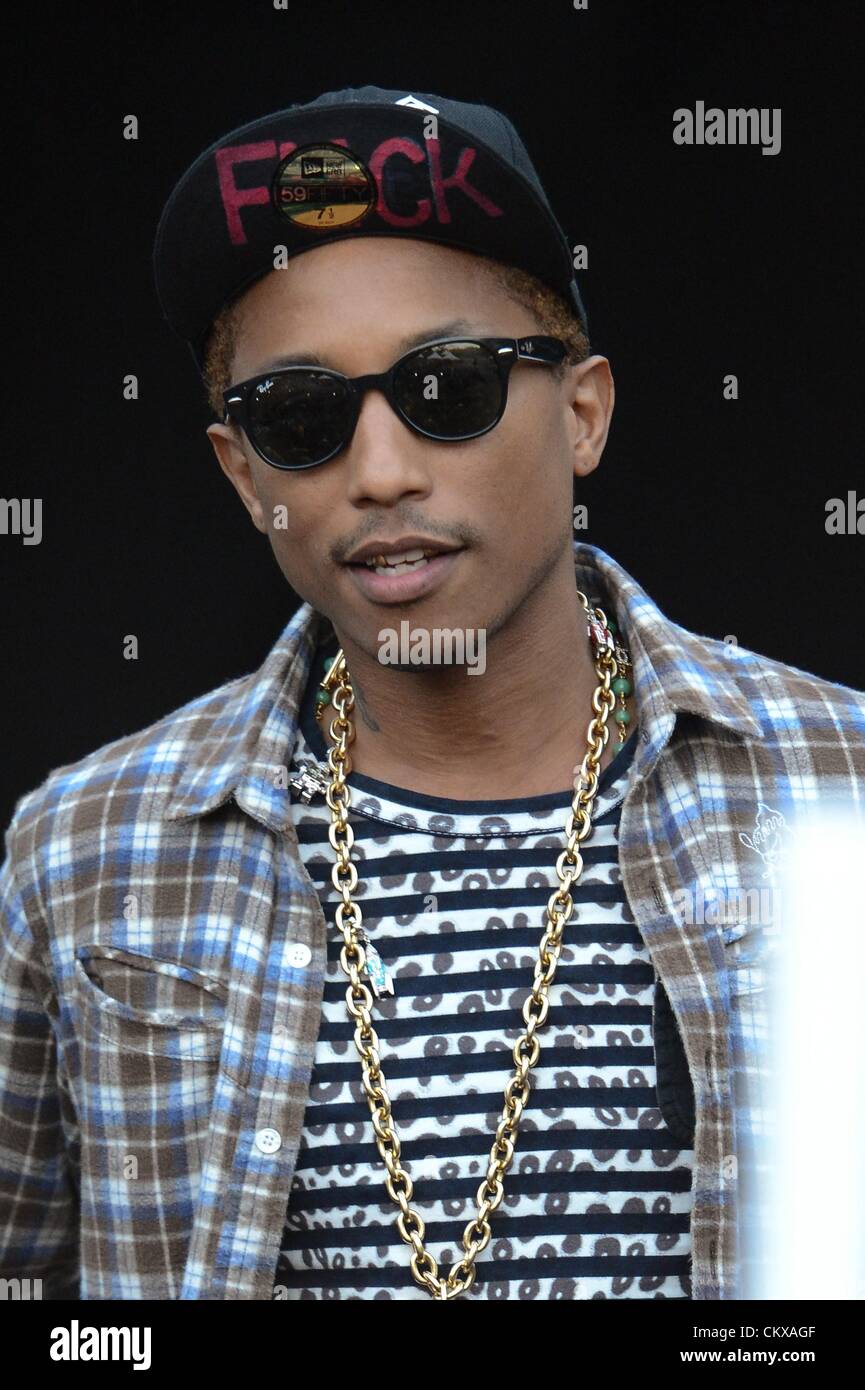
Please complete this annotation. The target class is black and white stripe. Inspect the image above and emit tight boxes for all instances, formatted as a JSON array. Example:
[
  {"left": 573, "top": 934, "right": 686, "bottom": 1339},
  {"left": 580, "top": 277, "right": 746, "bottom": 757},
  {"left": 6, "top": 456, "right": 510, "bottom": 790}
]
[{"left": 273, "top": 644, "right": 694, "bottom": 1300}]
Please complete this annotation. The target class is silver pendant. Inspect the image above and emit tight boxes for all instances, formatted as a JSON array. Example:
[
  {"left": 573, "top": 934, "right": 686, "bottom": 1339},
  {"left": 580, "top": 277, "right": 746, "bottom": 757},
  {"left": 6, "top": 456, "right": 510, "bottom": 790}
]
[
  {"left": 358, "top": 928, "right": 394, "bottom": 999},
  {"left": 287, "top": 760, "right": 330, "bottom": 803}
]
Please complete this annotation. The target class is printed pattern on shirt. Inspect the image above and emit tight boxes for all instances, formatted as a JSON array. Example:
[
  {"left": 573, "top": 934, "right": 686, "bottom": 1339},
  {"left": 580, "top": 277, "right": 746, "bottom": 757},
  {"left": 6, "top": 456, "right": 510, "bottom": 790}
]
[{"left": 272, "top": 644, "right": 694, "bottom": 1300}]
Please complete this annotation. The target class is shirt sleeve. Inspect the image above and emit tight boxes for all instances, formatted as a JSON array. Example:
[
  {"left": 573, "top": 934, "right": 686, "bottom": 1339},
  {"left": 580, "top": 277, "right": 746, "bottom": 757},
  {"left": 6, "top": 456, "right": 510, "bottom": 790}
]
[{"left": 0, "top": 818, "right": 80, "bottom": 1299}]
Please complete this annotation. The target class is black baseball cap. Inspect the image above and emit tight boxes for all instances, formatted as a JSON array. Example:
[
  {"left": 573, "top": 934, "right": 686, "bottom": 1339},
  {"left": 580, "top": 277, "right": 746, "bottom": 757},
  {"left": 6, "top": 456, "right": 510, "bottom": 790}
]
[{"left": 153, "top": 84, "right": 588, "bottom": 376}]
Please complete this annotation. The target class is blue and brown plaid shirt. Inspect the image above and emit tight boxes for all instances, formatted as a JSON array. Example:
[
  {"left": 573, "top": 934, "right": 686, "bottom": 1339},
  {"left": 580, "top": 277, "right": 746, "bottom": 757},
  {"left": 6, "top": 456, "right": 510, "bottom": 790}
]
[{"left": 2, "top": 540, "right": 864, "bottom": 1299}]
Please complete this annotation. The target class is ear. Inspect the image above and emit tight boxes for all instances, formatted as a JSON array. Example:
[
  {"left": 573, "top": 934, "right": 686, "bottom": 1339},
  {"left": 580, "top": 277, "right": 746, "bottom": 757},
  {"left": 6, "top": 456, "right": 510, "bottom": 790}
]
[
  {"left": 205, "top": 422, "right": 268, "bottom": 533},
  {"left": 563, "top": 355, "right": 615, "bottom": 482}
]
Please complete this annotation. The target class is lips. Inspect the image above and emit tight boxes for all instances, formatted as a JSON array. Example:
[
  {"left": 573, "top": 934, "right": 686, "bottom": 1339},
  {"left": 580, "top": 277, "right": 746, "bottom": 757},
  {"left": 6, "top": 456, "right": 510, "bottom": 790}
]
[
  {"left": 345, "top": 548, "right": 464, "bottom": 604},
  {"left": 344, "top": 536, "right": 462, "bottom": 566},
  {"left": 355, "top": 546, "right": 438, "bottom": 575}
]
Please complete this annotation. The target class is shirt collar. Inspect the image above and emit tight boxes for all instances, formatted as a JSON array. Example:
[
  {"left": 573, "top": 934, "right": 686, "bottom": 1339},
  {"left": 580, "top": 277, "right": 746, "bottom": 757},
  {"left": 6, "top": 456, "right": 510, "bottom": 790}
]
[
  {"left": 163, "top": 600, "right": 331, "bottom": 829},
  {"left": 163, "top": 540, "right": 764, "bottom": 828},
  {"left": 575, "top": 540, "right": 764, "bottom": 747}
]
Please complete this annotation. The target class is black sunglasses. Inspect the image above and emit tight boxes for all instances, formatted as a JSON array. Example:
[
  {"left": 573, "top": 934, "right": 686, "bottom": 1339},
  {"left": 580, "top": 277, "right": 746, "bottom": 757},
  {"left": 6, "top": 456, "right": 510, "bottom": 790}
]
[{"left": 222, "top": 335, "right": 568, "bottom": 471}]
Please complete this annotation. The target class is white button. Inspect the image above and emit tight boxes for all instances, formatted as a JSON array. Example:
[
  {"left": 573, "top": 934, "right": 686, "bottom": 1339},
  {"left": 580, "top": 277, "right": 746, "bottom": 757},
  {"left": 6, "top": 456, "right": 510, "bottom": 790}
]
[
  {"left": 255, "top": 1127, "right": 282, "bottom": 1154},
  {"left": 287, "top": 942, "right": 311, "bottom": 968}
]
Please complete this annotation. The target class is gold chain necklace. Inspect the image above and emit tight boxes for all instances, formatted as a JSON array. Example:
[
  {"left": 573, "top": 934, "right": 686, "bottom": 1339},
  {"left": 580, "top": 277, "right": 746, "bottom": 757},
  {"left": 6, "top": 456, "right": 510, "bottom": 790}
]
[{"left": 313, "top": 588, "right": 633, "bottom": 1300}]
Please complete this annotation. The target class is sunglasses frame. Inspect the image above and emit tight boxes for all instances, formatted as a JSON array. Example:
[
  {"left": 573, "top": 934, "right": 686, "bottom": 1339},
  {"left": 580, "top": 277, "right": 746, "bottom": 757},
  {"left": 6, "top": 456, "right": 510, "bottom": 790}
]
[{"left": 221, "top": 335, "right": 569, "bottom": 471}]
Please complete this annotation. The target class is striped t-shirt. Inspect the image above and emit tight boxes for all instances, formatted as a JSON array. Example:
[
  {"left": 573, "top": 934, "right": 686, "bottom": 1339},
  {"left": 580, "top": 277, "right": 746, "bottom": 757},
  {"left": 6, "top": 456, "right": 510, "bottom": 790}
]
[{"left": 273, "top": 636, "right": 694, "bottom": 1300}]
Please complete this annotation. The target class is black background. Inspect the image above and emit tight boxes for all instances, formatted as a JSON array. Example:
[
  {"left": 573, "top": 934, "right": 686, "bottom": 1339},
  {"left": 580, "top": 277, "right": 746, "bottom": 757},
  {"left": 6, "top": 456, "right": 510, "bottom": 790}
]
[{"left": 2, "top": 0, "right": 863, "bottom": 829}]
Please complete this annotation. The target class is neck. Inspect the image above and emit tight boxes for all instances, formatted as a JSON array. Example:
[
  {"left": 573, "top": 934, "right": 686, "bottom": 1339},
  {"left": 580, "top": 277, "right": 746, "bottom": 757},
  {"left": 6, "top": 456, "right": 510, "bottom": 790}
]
[{"left": 328, "top": 553, "right": 623, "bottom": 800}]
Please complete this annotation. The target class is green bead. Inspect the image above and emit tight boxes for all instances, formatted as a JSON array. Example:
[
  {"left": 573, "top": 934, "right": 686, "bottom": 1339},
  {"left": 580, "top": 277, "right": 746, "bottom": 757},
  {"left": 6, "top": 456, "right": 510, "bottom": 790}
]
[
  {"left": 607, "top": 617, "right": 617, "bottom": 633},
  {"left": 614, "top": 706, "right": 631, "bottom": 725},
  {"left": 612, "top": 675, "right": 632, "bottom": 697},
  {"left": 315, "top": 689, "right": 331, "bottom": 708},
  {"left": 323, "top": 655, "right": 336, "bottom": 671}
]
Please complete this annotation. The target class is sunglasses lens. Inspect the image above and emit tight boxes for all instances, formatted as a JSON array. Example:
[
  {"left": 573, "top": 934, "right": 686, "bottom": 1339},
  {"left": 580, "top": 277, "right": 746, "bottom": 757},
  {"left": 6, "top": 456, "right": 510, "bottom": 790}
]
[
  {"left": 393, "top": 341, "right": 503, "bottom": 439},
  {"left": 247, "top": 371, "right": 354, "bottom": 468}
]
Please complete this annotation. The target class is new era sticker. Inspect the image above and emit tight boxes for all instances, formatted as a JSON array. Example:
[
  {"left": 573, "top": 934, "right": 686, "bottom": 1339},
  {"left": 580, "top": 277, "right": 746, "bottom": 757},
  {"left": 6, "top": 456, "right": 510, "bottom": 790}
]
[{"left": 271, "top": 143, "right": 375, "bottom": 231}]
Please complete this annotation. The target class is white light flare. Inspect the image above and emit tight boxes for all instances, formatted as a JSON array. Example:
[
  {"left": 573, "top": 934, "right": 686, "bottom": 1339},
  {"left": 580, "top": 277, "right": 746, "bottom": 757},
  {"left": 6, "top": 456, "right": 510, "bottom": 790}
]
[{"left": 754, "top": 806, "right": 865, "bottom": 1299}]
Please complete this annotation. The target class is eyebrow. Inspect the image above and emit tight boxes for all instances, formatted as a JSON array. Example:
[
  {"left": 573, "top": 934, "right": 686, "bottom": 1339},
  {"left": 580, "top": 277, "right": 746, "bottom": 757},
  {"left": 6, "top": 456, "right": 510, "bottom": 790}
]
[{"left": 254, "top": 320, "right": 484, "bottom": 373}]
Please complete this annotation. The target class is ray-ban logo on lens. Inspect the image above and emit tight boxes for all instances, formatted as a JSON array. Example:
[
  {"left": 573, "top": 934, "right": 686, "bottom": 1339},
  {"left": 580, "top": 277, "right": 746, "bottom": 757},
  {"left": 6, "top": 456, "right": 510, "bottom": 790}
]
[{"left": 673, "top": 102, "right": 781, "bottom": 156}]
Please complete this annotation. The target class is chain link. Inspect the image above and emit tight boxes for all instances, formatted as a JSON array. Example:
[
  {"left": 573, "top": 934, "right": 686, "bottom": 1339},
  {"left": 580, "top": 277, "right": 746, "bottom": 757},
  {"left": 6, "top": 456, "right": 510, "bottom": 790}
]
[{"left": 320, "top": 589, "right": 623, "bottom": 1300}]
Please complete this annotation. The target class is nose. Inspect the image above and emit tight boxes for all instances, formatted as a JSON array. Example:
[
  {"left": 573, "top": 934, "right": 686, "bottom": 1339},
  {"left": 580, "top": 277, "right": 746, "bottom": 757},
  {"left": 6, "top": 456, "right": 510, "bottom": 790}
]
[{"left": 341, "top": 386, "right": 434, "bottom": 506}]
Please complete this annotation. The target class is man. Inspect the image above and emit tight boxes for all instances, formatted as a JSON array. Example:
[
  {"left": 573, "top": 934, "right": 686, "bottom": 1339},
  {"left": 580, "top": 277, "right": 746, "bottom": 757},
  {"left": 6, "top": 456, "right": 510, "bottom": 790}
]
[{"left": 1, "top": 86, "right": 864, "bottom": 1302}]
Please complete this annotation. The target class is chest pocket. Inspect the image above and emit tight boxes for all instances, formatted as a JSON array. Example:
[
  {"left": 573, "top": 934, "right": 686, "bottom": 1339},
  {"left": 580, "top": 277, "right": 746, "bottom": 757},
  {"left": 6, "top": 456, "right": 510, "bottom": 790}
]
[
  {"left": 72, "top": 943, "right": 228, "bottom": 1060},
  {"left": 652, "top": 977, "right": 696, "bottom": 1148}
]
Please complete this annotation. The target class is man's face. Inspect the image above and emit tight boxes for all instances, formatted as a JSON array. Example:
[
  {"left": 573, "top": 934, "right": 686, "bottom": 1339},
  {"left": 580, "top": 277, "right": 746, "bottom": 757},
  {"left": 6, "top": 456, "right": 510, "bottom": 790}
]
[{"left": 206, "top": 237, "right": 612, "bottom": 660}]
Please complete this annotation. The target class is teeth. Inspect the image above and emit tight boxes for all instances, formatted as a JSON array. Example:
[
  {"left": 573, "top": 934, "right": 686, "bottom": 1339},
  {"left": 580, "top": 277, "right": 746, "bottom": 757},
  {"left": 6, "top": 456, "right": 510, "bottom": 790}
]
[
  {"left": 364, "top": 546, "right": 427, "bottom": 568},
  {"left": 363, "top": 546, "right": 441, "bottom": 570},
  {"left": 369, "top": 556, "right": 430, "bottom": 576}
]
